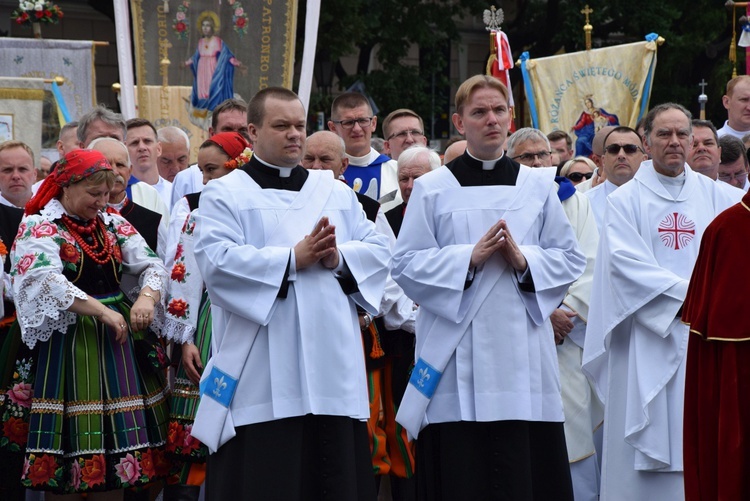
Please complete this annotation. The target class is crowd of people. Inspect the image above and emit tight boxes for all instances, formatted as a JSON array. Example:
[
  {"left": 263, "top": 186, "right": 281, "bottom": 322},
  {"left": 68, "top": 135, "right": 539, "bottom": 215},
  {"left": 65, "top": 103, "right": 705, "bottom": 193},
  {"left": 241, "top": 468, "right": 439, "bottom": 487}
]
[{"left": 0, "top": 73, "right": 749, "bottom": 501}]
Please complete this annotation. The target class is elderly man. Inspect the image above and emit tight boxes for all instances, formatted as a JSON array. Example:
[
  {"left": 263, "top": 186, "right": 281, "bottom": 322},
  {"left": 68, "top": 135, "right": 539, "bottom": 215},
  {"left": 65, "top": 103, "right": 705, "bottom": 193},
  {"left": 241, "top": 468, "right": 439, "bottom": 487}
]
[
  {"left": 89, "top": 138, "right": 166, "bottom": 257},
  {"left": 586, "top": 126, "right": 648, "bottom": 229},
  {"left": 328, "top": 93, "right": 396, "bottom": 206},
  {"left": 192, "top": 87, "right": 390, "bottom": 500},
  {"left": 0, "top": 141, "right": 38, "bottom": 209},
  {"left": 718, "top": 135, "right": 750, "bottom": 191},
  {"left": 393, "top": 75, "right": 584, "bottom": 499},
  {"left": 507, "top": 127, "right": 601, "bottom": 501},
  {"left": 548, "top": 130, "right": 575, "bottom": 163},
  {"left": 718, "top": 75, "right": 750, "bottom": 139},
  {"left": 170, "top": 98, "right": 249, "bottom": 207},
  {"left": 385, "top": 146, "right": 440, "bottom": 236},
  {"left": 303, "top": 131, "right": 418, "bottom": 499},
  {"left": 77, "top": 105, "right": 126, "bottom": 147},
  {"left": 126, "top": 118, "right": 171, "bottom": 206},
  {"left": 442, "top": 139, "right": 467, "bottom": 165},
  {"left": 157, "top": 126, "right": 190, "bottom": 182},
  {"left": 583, "top": 103, "right": 737, "bottom": 500}
]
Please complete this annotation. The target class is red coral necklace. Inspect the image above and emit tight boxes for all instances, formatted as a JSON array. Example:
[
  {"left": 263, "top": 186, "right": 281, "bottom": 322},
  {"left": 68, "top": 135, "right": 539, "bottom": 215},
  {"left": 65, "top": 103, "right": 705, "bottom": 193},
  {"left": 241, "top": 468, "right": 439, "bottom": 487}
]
[{"left": 61, "top": 214, "right": 113, "bottom": 265}]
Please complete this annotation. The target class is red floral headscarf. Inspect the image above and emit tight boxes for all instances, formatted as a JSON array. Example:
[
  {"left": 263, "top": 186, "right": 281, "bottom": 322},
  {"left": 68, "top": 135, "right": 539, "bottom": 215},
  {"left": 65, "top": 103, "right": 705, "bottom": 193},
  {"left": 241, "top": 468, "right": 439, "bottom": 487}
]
[
  {"left": 204, "top": 132, "right": 252, "bottom": 170},
  {"left": 25, "top": 149, "right": 113, "bottom": 215}
]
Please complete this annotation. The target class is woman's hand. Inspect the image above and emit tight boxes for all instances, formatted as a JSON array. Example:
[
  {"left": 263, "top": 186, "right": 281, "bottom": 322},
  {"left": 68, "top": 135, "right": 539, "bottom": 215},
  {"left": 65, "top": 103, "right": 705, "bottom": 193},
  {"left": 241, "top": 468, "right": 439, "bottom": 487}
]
[
  {"left": 130, "top": 296, "right": 155, "bottom": 332},
  {"left": 100, "top": 308, "right": 129, "bottom": 344},
  {"left": 181, "top": 343, "right": 203, "bottom": 385}
]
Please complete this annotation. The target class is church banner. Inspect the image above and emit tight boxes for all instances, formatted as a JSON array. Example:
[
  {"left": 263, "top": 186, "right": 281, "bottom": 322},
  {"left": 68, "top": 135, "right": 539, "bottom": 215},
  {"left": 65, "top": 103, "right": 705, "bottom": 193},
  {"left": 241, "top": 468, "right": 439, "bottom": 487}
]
[
  {"left": 130, "top": 0, "right": 297, "bottom": 128},
  {"left": 520, "top": 34, "right": 660, "bottom": 157},
  {"left": 0, "top": 77, "right": 44, "bottom": 160}
]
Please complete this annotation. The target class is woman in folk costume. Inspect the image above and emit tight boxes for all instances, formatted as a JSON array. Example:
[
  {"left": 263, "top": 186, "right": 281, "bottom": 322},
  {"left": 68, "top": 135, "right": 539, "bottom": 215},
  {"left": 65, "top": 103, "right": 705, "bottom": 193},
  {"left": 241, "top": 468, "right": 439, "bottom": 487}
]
[
  {"left": 0, "top": 149, "right": 170, "bottom": 499},
  {"left": 161, "top": 132, "right": 251, "bottom": 500}
]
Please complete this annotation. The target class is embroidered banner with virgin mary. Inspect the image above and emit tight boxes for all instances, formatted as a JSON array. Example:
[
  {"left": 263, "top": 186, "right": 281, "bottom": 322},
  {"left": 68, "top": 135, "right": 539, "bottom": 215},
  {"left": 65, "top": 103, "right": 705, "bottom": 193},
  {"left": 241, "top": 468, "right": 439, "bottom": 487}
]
[
  {"left": 519, "top": 34, "right": 661, "bottom": 157},
  {"left": 130, "top": 0, "right": 297, "bottom": 128}
]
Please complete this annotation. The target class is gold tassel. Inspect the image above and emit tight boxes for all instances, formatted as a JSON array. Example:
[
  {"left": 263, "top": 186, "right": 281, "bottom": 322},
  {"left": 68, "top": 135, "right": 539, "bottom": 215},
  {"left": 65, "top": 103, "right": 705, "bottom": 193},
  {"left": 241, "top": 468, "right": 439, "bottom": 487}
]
[{"left": 368, "top": 322, "right": 384, "bottom": 359}]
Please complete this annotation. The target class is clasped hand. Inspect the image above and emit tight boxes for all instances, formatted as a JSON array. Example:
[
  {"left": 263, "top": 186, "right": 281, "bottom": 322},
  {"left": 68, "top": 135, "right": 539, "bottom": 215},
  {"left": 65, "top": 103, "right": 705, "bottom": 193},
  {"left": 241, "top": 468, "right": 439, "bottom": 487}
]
[
  {"left": 470, "top": 219, "right": 527, "bottom": 271},
  {"left": 294, "top": 217, "right": 339, "bottom": 270}
]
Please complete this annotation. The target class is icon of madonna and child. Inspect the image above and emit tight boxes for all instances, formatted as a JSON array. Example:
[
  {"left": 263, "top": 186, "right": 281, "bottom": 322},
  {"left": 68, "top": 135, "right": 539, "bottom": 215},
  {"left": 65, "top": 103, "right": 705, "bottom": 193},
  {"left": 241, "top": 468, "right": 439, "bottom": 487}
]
[
  {"left": 571, "top": 95, "right": 619, "bottom": 157},
  {"left": 184, "top": 11, "right": 243, "bottom": 125}
]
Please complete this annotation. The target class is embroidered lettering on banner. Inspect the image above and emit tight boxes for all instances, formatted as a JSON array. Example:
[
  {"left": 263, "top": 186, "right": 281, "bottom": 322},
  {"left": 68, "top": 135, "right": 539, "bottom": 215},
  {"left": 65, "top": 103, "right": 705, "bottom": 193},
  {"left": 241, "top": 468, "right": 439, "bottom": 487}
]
[
  {"left": 410, "top": 358, "right": 442, "bottom": 398},
  {"left": 199, "top": 366, "right": 238, "bottom": 408},
  {"left": 657, "top": 212, "right": 695, "bottom": 250}
]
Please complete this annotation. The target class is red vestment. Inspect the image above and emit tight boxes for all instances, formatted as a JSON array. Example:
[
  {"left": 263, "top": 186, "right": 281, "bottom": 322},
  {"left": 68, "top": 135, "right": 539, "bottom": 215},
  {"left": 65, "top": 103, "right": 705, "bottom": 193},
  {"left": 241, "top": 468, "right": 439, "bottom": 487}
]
[{"left": 682, "top": 192, "right": 750, "bottom": 501}]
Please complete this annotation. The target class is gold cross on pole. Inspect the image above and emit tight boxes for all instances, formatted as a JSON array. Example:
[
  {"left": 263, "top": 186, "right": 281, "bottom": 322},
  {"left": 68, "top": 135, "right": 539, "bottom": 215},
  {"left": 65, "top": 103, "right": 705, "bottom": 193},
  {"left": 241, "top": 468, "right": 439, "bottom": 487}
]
[{"left": 581, "top": 5, "right": 593, "bottom": 50}]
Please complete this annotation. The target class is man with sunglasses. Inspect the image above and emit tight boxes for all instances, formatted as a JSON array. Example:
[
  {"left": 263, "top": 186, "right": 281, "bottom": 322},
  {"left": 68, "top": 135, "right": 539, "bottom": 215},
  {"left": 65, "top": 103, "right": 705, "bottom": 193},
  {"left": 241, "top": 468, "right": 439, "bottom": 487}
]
[
  {"left": 329, "top": 93, "right": 398, "bottom": 207},
  {"left": 583, "top": 103, "right": 737, "bottom": 501},
  {"left": 507, "top": 127, "right": 601, "bottom": 501},
  {"left": 586, "top": 126, "right": 647, "bottom": 230}
]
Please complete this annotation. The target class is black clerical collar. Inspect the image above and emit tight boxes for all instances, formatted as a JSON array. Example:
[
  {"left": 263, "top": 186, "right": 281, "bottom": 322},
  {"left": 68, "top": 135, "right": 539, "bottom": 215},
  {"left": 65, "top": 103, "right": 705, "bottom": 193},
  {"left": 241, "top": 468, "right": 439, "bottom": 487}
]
[
  {"left": 242, "top": 155, "right": 309, "bottom": 191},
  {"left": 253, "top": 155, "right": 296, "bottom": 177},
  {"left": 448, "top": 150, "right": 520, "bottom": 187}
]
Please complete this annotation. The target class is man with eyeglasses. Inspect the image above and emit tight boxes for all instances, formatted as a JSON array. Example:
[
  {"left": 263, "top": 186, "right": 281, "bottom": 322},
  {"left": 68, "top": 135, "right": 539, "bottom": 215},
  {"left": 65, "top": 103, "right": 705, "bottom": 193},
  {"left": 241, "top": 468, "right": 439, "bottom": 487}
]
[
  {"left": 393, "top": 77, "right": 585, "bottom": 500},
  {"left": 329, "top": 92, "right": 398, "bottom": 209},
  {"left": 688, "top": 120, "right": 745, "bottom": 202},
  {"left": 586, "top": 126, "right": 647, "bottom": 230},
  {"left": 378, "top": 109, "right": 428, "bottom": 210},
  {"left": 583, "top": 103, "right": 737, "bottom": 501},
  {"left": 718, "top": 134, "right": 750, "bottom": 191},
  {"left": 506, "top": 127, "right": 601, "bottom": 501}
]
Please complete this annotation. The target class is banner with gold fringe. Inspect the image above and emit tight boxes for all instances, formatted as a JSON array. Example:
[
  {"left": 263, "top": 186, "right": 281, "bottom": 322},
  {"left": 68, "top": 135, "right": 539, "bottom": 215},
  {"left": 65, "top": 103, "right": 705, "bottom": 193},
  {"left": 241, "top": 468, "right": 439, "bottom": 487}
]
[{"left": 520, "top": 34, "right": 660, "bottom": 157}]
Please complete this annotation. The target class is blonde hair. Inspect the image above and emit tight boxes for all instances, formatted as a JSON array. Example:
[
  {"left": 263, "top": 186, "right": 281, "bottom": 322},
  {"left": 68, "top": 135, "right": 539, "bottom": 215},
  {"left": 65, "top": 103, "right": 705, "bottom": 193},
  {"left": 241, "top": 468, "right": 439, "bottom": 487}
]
[{"left": 455, "top": 75, "right": 509, "bottom": 115}]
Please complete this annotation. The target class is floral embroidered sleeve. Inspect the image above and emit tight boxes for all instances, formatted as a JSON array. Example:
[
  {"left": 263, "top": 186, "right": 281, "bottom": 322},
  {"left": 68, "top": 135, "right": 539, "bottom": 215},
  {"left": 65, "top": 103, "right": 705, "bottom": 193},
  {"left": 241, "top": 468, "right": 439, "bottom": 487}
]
[
  {"left": 161, "top": 210, "right": 205, "bottom": 344},
  {"left": 112, "top": 214, "right": 169, "bottom": 332},
  {"left": 10, "top": 214, "right": 88, "bottom": 348}
]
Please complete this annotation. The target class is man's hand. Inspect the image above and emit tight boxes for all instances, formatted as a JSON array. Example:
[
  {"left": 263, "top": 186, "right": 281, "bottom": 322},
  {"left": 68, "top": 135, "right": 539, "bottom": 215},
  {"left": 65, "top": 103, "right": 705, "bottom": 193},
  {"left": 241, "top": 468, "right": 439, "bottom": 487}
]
[
  {"left": 470, "top": 219, "right": 527, "bottom": 272},
  {"left": 182, "top": 343, "right": 203, "bottom": 385},
  {"left": 550, "top": 308, "right": 577, "bottom": 345},
  {"left": 294, "top": 217, "right": 338, "bottom": 270}
]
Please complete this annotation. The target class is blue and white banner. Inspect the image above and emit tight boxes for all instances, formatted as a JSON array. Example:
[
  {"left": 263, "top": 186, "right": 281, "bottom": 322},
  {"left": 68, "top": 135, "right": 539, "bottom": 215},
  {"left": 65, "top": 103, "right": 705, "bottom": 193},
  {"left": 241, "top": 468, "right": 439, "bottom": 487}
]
[{"left": 520, "top": 34, "right": 660, "bottom": 157}]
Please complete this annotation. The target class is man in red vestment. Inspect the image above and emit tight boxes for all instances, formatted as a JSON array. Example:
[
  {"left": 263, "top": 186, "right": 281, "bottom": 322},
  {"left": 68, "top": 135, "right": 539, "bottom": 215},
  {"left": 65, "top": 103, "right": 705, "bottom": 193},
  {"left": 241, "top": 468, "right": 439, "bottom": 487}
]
[{"left": 682, "top": 193, "right": 750, "bottom": 500}]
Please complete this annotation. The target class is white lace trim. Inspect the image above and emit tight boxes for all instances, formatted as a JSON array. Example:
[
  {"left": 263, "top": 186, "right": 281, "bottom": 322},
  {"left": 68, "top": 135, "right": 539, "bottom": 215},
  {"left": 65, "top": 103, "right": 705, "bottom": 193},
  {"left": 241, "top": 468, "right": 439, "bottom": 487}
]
[
  {"left": 41, "top": 198, "right": 114, "bottom": 225},
  {"left": 31, "top": 400, "right": 65, "bottom": 413},
  {"left": 27, "top": 447, "right": 65, "bottom": 455},
  {"left": 161, "top": 317, "right": 196, "bottom": 344},
  {"left": 146, "top": 387, "right": 170, "bottom": 407},
  {"left": 62, "top": 440, "right": 167, "bottom": 458},
  {"left": 65, "top": 402, "right": 104, "bottom": 415},
  {"left": 16, "top": 273, "right": 88, "bottom": 349}
]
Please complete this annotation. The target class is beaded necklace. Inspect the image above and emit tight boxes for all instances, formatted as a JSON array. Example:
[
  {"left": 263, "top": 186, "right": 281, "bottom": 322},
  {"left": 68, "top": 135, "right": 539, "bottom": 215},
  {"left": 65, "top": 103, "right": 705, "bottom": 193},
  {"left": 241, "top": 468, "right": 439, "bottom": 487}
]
[{"left": 60, "top": 214, "right": 114, "bottom": 265}]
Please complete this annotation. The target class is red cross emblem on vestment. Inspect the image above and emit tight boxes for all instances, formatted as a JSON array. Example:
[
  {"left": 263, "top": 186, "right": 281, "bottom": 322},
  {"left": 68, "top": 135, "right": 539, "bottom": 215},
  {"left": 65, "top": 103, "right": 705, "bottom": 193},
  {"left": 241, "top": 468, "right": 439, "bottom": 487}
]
[{"left": 657, "top": 212, "right": 695, "bottom": 250}]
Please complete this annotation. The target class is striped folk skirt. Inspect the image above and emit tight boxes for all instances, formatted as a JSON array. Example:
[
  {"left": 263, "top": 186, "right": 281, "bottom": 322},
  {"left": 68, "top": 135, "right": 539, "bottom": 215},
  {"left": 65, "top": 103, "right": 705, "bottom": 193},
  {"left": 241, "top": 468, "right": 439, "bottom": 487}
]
[
  {"left": 167, "top": 291, "right": 212, "bottom": 477},
  {"left": 0, "top": 292, "right": 170, "bottom": 494}
]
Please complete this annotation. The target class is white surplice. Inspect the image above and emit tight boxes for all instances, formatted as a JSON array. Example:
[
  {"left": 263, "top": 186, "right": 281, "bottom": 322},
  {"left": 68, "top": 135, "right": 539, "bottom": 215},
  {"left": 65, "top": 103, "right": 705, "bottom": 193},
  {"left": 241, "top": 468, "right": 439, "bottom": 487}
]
[
  {"left": 392, "top": 165, "right": 586, "bottom": 437},
  {"left": 582, "top": 161, "right": 736, "bottom": 500},
  {"left": 585, "top": 179, "right": 618, "bottom": 231},
  {"left": 191, "top": 168, "right": 391, "bottom": 451}
]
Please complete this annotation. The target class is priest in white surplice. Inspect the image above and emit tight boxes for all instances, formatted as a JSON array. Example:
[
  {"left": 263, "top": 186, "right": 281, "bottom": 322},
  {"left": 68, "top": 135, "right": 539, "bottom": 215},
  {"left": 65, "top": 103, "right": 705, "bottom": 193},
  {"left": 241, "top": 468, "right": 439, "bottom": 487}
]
[
  {"left": 192, "top": 88, "right": 390, "bottom": 500},
  {"left": 392, "top": 75, "right": 586, "bottom": 500},
  {"left": 582, "top": 103, "right": 736, "bottom": 500}
]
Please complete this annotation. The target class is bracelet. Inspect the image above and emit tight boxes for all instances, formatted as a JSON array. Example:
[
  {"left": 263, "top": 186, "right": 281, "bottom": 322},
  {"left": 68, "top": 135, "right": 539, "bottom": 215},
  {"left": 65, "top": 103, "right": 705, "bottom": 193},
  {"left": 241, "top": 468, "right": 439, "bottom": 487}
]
[
  {"left": 362, "top": 313, "right": 372, "bottom": 330},
  {"left": 139, "top": 292, "right": 157, "bottom": 305}
]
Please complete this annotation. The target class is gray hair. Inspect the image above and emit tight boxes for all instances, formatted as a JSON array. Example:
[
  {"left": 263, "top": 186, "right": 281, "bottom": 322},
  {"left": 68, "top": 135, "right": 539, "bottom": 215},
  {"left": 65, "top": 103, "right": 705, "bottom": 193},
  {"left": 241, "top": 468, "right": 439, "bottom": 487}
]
[
  {"left": 506, "top": 128, "right": 550, "bottom": 157},
  {"left": 77, "top": 105, "right": 126, "bottom": 144},
  {"left": 643, "top": 103, "right": 692, "bottom": 146},
  {"left": 88, "top": 137, "right": 131, "bottom": 166},
  {"left": 397, "top": 145, "right": 441, "bottom": 173},
  {"left": 157, "top": 126, "right": 190, "bottom": 150}
]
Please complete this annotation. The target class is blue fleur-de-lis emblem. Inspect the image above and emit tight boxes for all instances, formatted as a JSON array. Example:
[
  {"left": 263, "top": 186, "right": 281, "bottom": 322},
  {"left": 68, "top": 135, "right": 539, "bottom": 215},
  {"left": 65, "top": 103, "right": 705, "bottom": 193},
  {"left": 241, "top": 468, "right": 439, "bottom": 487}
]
[
  {"left": 63, "top": 57, "right": 72, "bottom": 66},
  {"left": 417, "top": 367, "right": 431, "bottom": 388},
  {"left": 14, "top": 56, "right": 23, "bottom": 64},
  {"left": 213, "top": 375, "right": 227, "bottom": 398}
]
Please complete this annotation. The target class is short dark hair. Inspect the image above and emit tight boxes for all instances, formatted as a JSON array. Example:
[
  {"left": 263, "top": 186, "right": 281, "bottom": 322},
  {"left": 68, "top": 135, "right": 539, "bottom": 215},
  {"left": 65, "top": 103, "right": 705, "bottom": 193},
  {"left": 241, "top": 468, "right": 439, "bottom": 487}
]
[
  {"left": 643, "top": 103, "right": 692, "bottom": 146},
  {"left": 604, "top": 126, "right": 643, "bottom": 147},
  {"left": 382, "top": 109, "right": 423, "bottom": 139},
  {"left": 125, "top": 118, "right": 158, "bottom": 138},
  {"left": 59, "top": 121, "right": 78, "bottom": 140},
  {"left": 691, "top": 119, "right": 719, "bottom": 143},
  {"left": 547, "top": 130, "right": 572, "bottom": 149},
  {"left": 247, "top": 87, "right": 300, "bottom": 126},
  {"left": 330, "top": 92, "right": 372, "bottom": 120},
  {"left": 211, "top": 98, "right": 248, "bottom": 131},
  {"left": 719, "top": 135, "right": 748, "bottom": 166}
]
